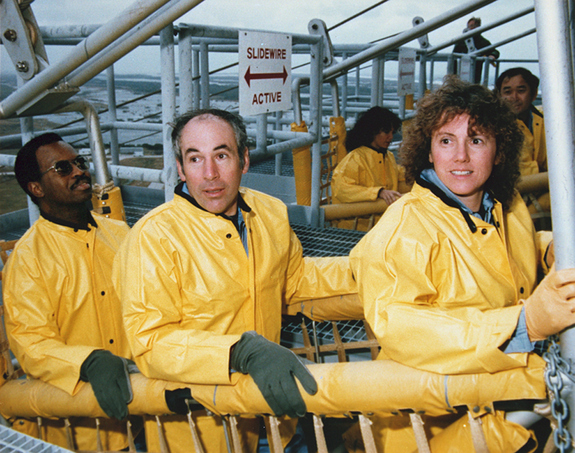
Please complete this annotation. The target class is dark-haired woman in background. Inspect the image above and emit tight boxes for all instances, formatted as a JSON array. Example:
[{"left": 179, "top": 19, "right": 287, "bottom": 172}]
[{"left": 330, "top": 106, "right": 410, "bottom": 231}]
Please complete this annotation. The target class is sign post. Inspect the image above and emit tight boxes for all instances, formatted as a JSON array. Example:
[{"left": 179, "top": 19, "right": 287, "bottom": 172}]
[{"left": 239, "top": 30, "right": 292, "bottom": 116}]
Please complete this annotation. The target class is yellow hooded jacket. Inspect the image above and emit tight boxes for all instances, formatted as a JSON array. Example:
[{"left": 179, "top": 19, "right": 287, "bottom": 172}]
[
  {"left": 113, "top": 186, "right": 356, "bottom": 452},
  {"left": 3, "top": 213, "right": 131, "bottom": 451},
  {"left": 331, "top": 146, "right": 404, "bottom": 230},
  {"left": 348, "top": 183, "right": 551, "bottom": 451},
  {"left": 517, "top": 108, "right": 547, "bottom": 177}
]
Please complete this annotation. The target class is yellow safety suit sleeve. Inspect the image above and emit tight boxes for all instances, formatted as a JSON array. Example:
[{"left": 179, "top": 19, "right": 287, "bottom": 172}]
[
  {"left": 3, "top": 215, "right": 130, "bottom": 396},
  {"left": 284, "top": 230, "right": 357, "bottom": 305},
  {"left": 331, "top": 146, "right": 401, "bottom": 203},
  {"left": 350, "top": 184, "right": 539, "bottom": 375}
]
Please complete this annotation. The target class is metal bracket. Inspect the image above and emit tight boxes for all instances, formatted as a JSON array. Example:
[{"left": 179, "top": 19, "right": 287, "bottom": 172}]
[
  {"left": 15, "top": 84, "right": 80, "bottom": 117},
  {"left": 412, "top": 16, "right": 430, "bottom": 49},
  {"left": 464, "top": 36, "right": 477, "bottom": 53},
  {"left": 0, "top": 0, "right": 48, "bottom": 80},
  {"left": 308, "top": 19, "right": 334, "bottom": 67}
]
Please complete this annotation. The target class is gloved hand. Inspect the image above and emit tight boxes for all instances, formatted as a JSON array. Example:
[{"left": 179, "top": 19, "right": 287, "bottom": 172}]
[
  {"left": 525, "top": 267, "right": 575, "bottom": 341},
  {"left": 165, "top": 388, "right": 205, "bottom": 414},
  {"left": 80, "top": 350, "right": 133, "bottom": 420},
  {"left": 230, "top": 331, "right": 317, "bottom": 418}
]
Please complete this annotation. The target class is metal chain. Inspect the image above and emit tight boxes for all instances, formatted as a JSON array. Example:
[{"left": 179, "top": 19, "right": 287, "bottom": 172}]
[{"left": 543, "top": 336, "right": 573, "bottom": 452}]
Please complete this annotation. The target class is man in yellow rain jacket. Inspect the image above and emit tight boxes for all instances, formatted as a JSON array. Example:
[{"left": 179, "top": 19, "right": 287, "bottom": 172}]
[
  {"left": 349, "top": 77, "right": 575, "bottom": 452},
  {"left": 113, "top": 109, "right": 357, "bottom": 452},
  {"left": 3, "top": 133, "right": 133, "bottom": 451},
  {"left": 331, "top": 107, "right": 410, "bottom": 231},
  {"left": 496, "top": 67, "right": 549, "bottom": 213}
]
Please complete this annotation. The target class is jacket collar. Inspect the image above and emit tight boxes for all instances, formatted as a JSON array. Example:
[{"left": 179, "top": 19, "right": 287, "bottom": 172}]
[
  {"left": 417, "top": 169, "right": 497, "bottom": 233},
  {"left": 174, "top": 181, "right": 252, "bottom": 218},
  {"left": 366, "top": 144, "right": 388, "bottom": 156},
  {"left": 40, "top": 209, "right": 97, "bottom": 232}
]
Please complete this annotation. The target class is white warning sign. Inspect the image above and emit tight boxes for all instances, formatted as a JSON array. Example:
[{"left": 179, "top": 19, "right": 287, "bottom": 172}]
[
  {"left": 239, "top": 30, "right": 292, "bottom": 116},
  {"left": 397, "top": 47, "right": 417, "bottom": 96}
]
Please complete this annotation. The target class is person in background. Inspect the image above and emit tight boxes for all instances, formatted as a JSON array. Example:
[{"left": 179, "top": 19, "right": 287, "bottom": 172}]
[
  {"left": 496, "top": 67, "right": 549, "bottom": 216},
  {"left": 453, "top": 17, "right": 499, "bottom": 83},
  {"left": 331, "top": 106, "right": 410, "bottom": 231},
  {"left": 348, "top": 76, "right": 575, "bottom": 451},
  {"left": 3, "top": 133, "right": 135, "bottom": 451},
  {"left": 114, "top": 109, "right": 357, "bottom": 453}
]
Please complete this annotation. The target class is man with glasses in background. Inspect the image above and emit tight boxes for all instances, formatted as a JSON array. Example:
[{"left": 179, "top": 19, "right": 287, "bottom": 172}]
[{"left": 2, "top": 133, "right": 135, "bottom": 451}]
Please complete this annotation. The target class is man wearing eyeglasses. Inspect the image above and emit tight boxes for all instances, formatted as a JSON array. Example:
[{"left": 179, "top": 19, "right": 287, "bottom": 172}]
[{"left": 2, "top": 133, "right": 134, "bottom": 451}]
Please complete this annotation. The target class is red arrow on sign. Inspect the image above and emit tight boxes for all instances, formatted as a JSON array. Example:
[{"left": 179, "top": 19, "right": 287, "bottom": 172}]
[{"left": 244, "top": 66, "right": 288, "bottom": 87}]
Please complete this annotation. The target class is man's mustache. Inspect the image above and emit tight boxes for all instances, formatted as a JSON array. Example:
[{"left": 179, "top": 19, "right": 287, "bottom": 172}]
[{"left": 71, "top": 175, "right": 92, "bottom": 189}]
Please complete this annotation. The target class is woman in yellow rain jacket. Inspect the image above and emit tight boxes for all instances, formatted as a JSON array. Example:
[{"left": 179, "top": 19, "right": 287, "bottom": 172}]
[
  {"left": 349, "top": 76, "right": 575, "bottom": 452},
  {"left": 331, "top": 106, "right": 410, "bottom": 230}
]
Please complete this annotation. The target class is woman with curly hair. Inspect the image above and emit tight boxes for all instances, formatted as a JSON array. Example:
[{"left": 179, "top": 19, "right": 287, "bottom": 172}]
[
  {"left": 330, "top": 106, "right": 409, "bottom": 231},
  {"left": 348, "top": 76, "right": 575, "bottom": 451}
]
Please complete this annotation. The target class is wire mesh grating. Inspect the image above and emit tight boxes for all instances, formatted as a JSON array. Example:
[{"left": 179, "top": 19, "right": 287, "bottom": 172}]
[{"left": 0, "top": 424, "right": 72, "bottom": 452}]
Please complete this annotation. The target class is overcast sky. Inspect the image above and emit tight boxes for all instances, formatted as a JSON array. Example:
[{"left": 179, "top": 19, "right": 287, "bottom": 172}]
[{"left": 1, "top": 0, "right": 539, "bottom": 79}]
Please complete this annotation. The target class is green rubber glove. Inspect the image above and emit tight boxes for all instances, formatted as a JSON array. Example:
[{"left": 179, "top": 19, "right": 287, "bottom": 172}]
[
  {"left": 80, "top": 350, "right": 133, "bottom": 420},
  {"left": 230, "top": 331, "right": 317, "bottom": 418}
]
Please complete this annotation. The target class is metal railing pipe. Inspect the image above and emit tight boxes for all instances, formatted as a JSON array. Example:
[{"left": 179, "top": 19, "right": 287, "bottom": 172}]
[
  {"left": 160, "top": 25, "right": 178, "bottom": 201},
  {"left": 323, "top": 0, "right": 497, "bottom": 81},
  {"left": 309, "top": 38, "right": 324, "bottom": 227},
  {"left": 291, "top": 76, "right": 307, "bottom": 125},
  {"left": 108, "top": 165, "right": 164, "bottom": 183},
  {"left": 370, "top": 56, "right": 381, "bottom": 106},
  {"left": 254, "top": 114, "right": 268, "bottom": 155},
  {"left": 249, "top": 134, "right": 315, "bottom": 162},
  {"left": 0, "top": 0, "right": 173, "bottom": 119},
  {"left": 53, "top": 100, "right": 111, "bottom": 186},
  {"left": 177, "top": 23, "right": 319, "bottom": 46},
  {"left": 66, "top": 0, "right": 206, "bottom": 89},
  {"left": 39, "top": 25, "right": 101, "bottom": 39},
  {"left": 178, "top": 27, "right": 194, "bottom": 113},
  {"left": 111, "top": 122, "right": 163, "bottom": 132},
  {"left": 106, "top": 66, "right": 120, "bottom": 171},
  {"left": 200, "top": 40, "right": 210, "bottom": 108},
  {"left": 330, "top": 81, "right": 340, "bottom": 118},
  {"left": 469, "top": 29, "right": 536, "bottom": 57},
  {"left": 0, "top": 124, "right": 107, "bottom": 148},
  {"left": 192, "top": 47, "right": 201, "bottom": 110},
  {"left": 534, "top": 0, "right": 575, "bottom": 441}
]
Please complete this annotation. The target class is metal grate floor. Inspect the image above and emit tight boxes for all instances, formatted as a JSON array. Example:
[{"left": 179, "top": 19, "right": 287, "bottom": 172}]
[
  {"left": 291, "top": 223, "right": 364, "bottom": 257},
  {"left": 248, "top": 154, "right": 295, "bottom": 177},
  {"left": 0, "top": 424, "right": 72, "bottom": 452},
  {"left": 282, "top": 318, "right": 368, "bottom": 344}
]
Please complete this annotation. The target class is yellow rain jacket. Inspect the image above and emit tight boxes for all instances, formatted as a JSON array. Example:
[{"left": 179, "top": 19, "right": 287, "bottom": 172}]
[
  {"left": 518, "top": 108, "right": 550, "bottom": 214},
  {"left": 348, "top": 183, "right": 551, "bottom": 452},
  {"left": 517, "top": 108, "right": 547, "bottom": 177},
  {"left": 114, "top": 185, "right": 357, "bottom": 453},
  {"left": 331, "top": 146, "right": 405, "bottom": 231},
  {"left": 3, "top": 213, "right": 131, "bottom": 452}
]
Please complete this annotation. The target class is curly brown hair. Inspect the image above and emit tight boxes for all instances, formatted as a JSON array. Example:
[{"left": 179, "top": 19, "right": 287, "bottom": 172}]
[{"left": 399, "top": 75, "right": 523, "bottom": 209}]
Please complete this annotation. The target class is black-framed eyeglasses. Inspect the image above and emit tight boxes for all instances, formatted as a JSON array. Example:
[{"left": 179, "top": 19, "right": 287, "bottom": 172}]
[{"left": 40, "top": 156, "right": 89, "bottom": 177}]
